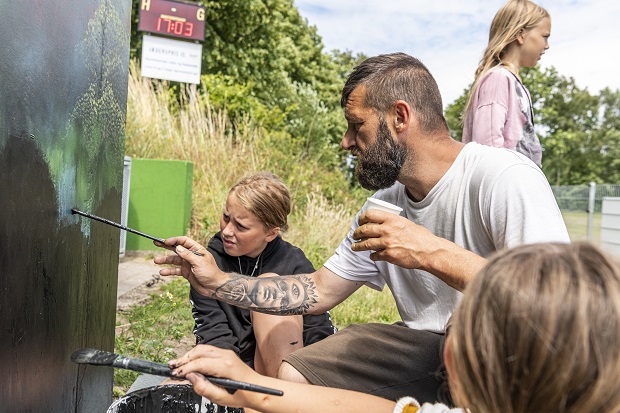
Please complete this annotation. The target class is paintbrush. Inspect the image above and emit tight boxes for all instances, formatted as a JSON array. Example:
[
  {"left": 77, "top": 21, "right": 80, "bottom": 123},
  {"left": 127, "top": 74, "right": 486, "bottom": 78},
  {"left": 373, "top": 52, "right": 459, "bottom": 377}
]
[
  {"left": 71, "top": 348, "right": 284, "bottom": 396},
  {"left": 71, "top": 208, "right": 204, "bottom": 256}
]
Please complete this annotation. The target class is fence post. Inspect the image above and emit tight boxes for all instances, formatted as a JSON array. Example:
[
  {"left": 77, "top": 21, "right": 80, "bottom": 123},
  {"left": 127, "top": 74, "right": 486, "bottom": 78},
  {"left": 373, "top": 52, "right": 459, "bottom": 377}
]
[{"left": 587, "top": 182, "right": 596, "bottom": 240}]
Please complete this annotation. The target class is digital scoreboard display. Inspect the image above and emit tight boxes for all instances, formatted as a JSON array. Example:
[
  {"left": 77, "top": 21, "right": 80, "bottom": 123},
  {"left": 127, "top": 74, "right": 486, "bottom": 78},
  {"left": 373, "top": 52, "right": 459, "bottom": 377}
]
[{"left": 138, "top": 0, "right": 206, "bottom": 42}]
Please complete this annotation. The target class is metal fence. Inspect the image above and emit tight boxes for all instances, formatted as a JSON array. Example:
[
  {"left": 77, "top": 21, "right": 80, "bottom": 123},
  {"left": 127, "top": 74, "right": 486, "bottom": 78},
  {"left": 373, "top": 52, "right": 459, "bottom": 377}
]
[
  {"left": 551, "top": 183, "right": 620, "bottom": 242},
  {"left": 551, "top": 183, "right": 620, "bottom": 213}
]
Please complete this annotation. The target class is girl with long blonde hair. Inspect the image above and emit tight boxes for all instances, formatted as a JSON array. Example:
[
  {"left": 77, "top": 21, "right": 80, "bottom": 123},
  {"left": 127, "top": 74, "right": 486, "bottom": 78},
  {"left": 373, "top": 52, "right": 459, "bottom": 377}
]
[{"left": 462, "top": 0, "right": 551, "bottom": 167}]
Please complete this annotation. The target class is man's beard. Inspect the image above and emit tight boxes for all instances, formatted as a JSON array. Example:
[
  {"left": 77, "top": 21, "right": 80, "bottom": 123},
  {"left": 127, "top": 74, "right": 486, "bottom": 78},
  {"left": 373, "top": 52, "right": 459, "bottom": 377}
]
[{"left": 354, "top": 118, "right": 407, "bottom": 190}]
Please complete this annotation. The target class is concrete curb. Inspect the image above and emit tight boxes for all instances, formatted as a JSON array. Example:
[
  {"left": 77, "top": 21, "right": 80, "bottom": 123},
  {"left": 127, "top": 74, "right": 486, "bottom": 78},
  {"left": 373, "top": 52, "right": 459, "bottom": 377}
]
[{"left": 117, "top": 251, "right": 165, "bottom": 299}]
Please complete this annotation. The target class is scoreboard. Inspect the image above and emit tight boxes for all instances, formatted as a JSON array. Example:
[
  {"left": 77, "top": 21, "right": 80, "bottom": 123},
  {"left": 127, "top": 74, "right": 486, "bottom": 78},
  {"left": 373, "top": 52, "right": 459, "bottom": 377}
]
[{"left": 138, "top": 0, "right": 205, "bottom": 42}]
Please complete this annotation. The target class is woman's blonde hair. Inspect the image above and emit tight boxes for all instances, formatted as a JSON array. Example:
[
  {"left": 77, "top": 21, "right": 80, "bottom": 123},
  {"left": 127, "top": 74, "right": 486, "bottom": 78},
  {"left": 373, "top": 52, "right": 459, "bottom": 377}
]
[
  {"left": 450, "top": 242, "right": 620, "bottom": 413},
  {"left": 463, "top": 0, "right": 549, "bottom": 117},
  {"left": 229, "top": 171, "right": 291, "bottom": 231}
]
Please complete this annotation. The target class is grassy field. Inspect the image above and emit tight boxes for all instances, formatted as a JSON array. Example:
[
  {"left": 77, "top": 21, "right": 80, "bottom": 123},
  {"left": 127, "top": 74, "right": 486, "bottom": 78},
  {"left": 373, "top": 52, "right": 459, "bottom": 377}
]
[{"left": 562, "top": 211, "right": 601, "bottom": 244}]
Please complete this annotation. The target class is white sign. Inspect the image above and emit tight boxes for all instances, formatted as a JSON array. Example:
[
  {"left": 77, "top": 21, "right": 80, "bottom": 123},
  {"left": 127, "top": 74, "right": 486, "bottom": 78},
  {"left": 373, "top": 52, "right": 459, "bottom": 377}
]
[{"left": 141, "top": 35, "right": 202, "bottom": 84}]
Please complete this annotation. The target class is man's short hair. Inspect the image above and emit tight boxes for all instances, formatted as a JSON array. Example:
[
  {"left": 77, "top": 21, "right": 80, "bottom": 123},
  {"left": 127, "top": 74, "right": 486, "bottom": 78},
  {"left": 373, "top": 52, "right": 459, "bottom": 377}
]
[{"left": 341, "top": 53, "right": 448, "bottom": 134}]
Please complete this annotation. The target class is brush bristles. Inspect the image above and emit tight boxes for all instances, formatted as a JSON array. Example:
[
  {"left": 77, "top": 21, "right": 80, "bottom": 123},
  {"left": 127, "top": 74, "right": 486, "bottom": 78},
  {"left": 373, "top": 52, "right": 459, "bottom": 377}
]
[{"left": 71, "top": 348, "right": 118, "bottom": 365}]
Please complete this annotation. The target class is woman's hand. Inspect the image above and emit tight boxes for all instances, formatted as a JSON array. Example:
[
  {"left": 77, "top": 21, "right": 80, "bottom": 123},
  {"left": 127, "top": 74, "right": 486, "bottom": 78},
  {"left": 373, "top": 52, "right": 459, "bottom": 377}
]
[{"left": 168, "top": 345, "right": 262, "bottom": 408}]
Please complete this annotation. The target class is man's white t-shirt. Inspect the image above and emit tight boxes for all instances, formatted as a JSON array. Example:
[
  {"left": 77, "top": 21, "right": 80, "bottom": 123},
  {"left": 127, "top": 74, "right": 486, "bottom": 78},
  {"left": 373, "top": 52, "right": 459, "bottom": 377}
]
[{"left": 325, "top": 143, "right": 569, "bottom": 332}]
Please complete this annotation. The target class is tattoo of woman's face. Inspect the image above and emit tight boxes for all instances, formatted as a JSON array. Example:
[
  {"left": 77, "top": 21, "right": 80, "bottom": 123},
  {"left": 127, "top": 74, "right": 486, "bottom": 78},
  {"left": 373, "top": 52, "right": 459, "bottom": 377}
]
[{"left": 214, "top": 274, "right": 318, "bottom": 315}]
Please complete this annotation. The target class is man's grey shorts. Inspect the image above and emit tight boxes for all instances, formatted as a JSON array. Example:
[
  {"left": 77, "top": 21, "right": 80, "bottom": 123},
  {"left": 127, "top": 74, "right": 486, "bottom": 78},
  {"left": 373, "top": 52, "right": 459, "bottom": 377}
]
[{"left": 283, "top": 322, "right": 451, "bottom": 404}]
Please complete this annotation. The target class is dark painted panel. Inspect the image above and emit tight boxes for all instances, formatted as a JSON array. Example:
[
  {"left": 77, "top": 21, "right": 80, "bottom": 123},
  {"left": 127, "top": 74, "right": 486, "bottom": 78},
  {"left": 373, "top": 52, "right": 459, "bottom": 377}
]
[{"left": 0, "top": 0, "right": 131, "bottom": 412}]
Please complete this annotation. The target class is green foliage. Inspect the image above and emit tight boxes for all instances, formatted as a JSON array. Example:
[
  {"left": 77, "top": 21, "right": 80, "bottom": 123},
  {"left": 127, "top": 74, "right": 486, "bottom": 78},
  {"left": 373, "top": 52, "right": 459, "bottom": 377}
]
[
  {"left": 200, "top": 0, "right": 322, "bottom": 99},
  {"left": 524, "top": 67, "right": 598, "bottom": 134},
  {"left": 200, "top": 73, "right": 286, "bottom": 130},
  {"left": 129, "top": 0, "right": 364, "bottom": 176},
  {"left": 595, "top": 89, "right": 620, "bottom": 183},
  {"left": 522, "top": 67, "right": 599, "bottom": 185},
  {"left": 444, "top": 66, "right": 620, "bottom": 185},
  {"left": 257, "top": 129, "right": 367, "bottom": 208},
  {"left": 444, "top": 88, "right": 468, "bottom": 141}
]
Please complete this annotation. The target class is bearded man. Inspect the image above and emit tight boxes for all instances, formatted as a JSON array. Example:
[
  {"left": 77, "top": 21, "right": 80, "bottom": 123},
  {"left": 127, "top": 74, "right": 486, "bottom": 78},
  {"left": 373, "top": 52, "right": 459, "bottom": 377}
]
[{"left": 155, "top": 53, "right": 569, "bottom": 404}]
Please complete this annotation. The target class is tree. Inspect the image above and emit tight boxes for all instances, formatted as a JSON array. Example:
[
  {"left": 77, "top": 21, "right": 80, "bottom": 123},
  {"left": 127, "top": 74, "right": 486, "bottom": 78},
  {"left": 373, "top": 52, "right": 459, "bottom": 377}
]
[
  {"left": 523, "top": 67, "right": 600, "bottom": 185},
  {"left": 594, "top": 88, "right": 620, "bottom": 183},
  {"left": 129, "top": 0, "right": 359, "bottom": 167},
  {"left": 444, "top": 88, "right": 467, "bottom": 142},
  {"left": 130, "top": 0, "right": 343, "bottom": 107}
]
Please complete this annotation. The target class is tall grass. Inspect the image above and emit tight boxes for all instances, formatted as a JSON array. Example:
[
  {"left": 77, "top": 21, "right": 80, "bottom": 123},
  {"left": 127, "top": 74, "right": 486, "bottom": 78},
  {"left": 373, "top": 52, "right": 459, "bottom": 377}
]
[
  {"left": 126, "top": 61, "right": 263, "bottom": 242},
  {"left": 125, "top": 61, "right": 370, "bottom": 244},
  {"left": 116, "top": 64, "right": 400, "bottom": 394}
]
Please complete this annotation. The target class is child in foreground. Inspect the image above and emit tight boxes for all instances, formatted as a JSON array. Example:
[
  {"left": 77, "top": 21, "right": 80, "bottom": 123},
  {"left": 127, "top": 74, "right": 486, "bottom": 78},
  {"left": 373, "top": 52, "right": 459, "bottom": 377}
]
[{"left": 169, "top": 242, "right": 620, "bottom": 413}]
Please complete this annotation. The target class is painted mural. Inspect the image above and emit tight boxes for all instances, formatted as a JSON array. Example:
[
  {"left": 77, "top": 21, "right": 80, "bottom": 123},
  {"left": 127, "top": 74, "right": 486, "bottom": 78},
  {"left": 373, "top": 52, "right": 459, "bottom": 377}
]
[{"left": 0, "top": 0, "right": 131, "bottom": 411}]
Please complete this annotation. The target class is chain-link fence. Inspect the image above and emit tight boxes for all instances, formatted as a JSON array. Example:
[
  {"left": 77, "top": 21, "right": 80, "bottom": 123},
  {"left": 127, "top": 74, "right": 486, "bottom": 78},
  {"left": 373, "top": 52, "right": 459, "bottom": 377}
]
[
  {"left": 551, "top": 183, "right": 620, "bottom": 213},
  {"left": 551, "top": 183, "right": 620, "bottom": 250}
]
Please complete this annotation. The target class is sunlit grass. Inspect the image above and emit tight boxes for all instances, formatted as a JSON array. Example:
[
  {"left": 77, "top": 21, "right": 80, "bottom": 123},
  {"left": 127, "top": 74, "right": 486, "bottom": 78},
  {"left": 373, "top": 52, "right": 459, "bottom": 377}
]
[
  {"left": 331, "top": 288, "right": 400, "bottom": 328},
  {"left": 562, "top": 211, "right": 602, "bottom": 244},
  {"left": 114, "top": 279, "right": 194, "bottom": 394}
]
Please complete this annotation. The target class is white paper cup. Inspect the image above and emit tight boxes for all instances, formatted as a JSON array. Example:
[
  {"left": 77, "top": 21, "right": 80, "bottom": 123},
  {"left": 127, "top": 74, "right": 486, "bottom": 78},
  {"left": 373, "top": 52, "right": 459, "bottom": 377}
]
[{"left": 364, "top": 197, "right": 403, "bottom": 215}]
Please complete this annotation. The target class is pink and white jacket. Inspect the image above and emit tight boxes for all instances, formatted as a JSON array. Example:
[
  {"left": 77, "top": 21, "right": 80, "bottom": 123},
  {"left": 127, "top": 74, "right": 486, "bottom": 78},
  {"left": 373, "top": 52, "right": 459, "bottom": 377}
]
[{"left": 462, "top": 65, "right": 542, "bottom": 167}]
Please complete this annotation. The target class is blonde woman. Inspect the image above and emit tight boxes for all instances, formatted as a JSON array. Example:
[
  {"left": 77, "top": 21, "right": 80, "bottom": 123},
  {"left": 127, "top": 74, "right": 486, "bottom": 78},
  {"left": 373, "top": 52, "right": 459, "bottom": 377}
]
[
  {"left": 462, "top": 0, "right": 551, "bottom": 167},
  {"left": 170, "top": 242, "right": 620, "bottom": 413}
]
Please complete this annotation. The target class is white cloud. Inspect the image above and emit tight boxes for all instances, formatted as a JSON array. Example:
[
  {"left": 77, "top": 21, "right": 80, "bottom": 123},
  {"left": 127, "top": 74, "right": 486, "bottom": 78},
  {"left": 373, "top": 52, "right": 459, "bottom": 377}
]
[{"left": 295, "top": 0, "right": 620, "bottom": 106}]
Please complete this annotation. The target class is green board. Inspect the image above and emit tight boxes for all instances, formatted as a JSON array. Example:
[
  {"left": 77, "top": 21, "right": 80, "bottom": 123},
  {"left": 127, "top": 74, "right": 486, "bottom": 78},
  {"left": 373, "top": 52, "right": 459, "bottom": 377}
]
[{"left": 126, "top": 158, "right": 193, "bottom": 250}]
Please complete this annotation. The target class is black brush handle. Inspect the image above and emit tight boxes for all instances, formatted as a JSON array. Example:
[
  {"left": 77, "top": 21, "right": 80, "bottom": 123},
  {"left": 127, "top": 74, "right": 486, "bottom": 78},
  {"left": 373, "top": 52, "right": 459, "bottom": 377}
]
[
  {"left": 203, "top": 376, "right": 284, "bottom": 396},
  {"left": 72, "top": 208, "right": 204, "bottom": 256},
  {"left": 114, "top": 355, "right": 283, "bottom": 396},
  {"left": 113, "top": 355, "right": 173, "bottom": 377},
  {"left": 72, "top": 208, "right": 165, "bottom": 243}
]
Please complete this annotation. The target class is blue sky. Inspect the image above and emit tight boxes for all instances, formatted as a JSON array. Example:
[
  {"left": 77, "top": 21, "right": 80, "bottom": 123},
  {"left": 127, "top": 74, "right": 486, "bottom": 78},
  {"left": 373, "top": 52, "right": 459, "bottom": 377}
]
[{"left": 294, "top": 0, "right": 620, "bottom": 107}]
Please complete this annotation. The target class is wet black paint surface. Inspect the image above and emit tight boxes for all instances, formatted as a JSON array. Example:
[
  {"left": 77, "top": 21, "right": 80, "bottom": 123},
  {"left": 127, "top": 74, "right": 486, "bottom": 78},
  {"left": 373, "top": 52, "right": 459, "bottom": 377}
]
[{"left": 0, "top": 0, "right": 131, "bottom": 412}]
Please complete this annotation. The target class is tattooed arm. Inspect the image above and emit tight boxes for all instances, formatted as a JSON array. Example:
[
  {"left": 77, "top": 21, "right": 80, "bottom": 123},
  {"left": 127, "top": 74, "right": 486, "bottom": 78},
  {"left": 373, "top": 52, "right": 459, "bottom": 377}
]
[{"left": 154, "top": 236, "right": 362, "bottom": 315}]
